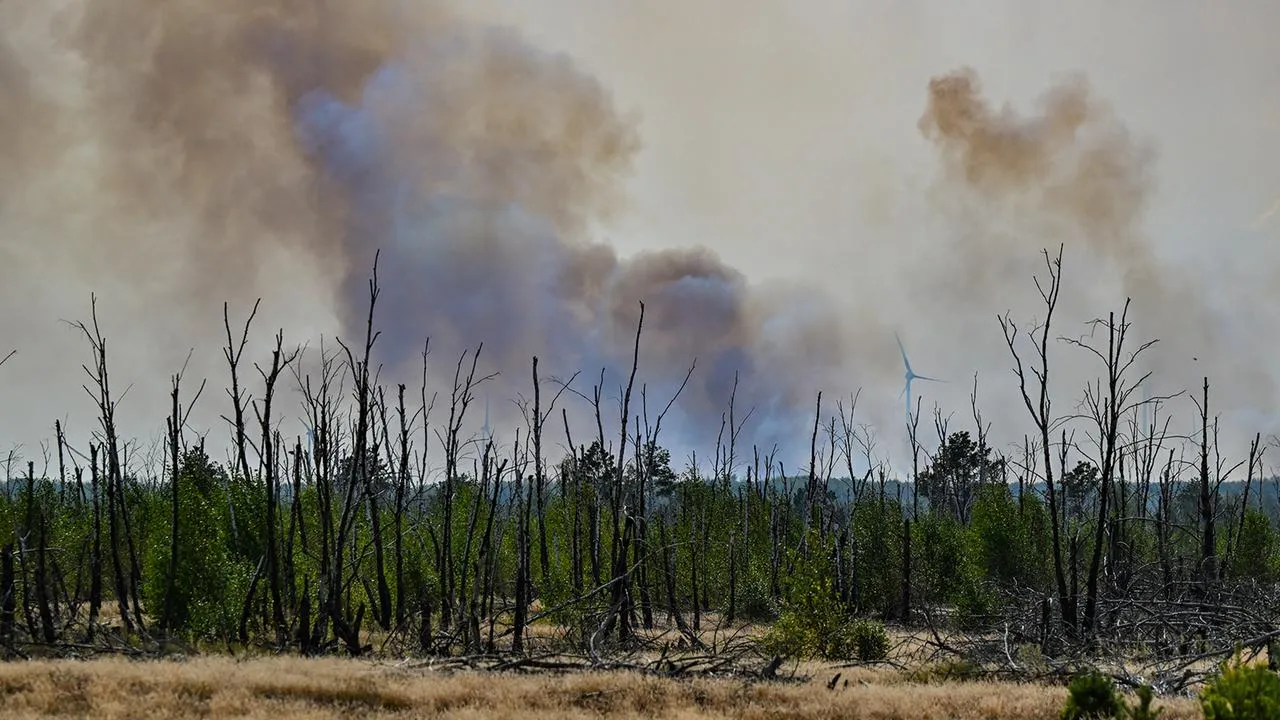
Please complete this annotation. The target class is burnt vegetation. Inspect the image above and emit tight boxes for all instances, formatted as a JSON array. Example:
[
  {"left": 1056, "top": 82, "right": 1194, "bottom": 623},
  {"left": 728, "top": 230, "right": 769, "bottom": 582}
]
[{"left": 0, "top": 246, "right": 1277, "bottom": 696}]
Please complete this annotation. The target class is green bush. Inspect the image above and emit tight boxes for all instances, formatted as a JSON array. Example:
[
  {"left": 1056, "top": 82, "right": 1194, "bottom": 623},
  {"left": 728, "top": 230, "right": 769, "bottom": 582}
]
[
  {"left": 761, "top": 613, "right": 889, "bottom": 662},
  {"left": 1061, "top": 672, "right": 1126, "bottom": 720},
  {"left": 759, "top": 532, "right": 888, "bottom": 662},
  {"left": 735, "top": 572, "right": 779, "bottom": 623},
  {"left": 1200, "top": 661, "right": 1280, "bottom": 720},
  {"left": 952, "top": 566, "right": 997, "bottom": 631},
  {"left": 759, "top": 610, "right": 811, "bottom": 659},
  {"left": 1229, "top": 509, "right": 1277, "bottom": 582},
  {"left": 850, "top": 499, "right": 905, "bottom": 616},
  {"left": 142, "top": 449, "right": 251, "bottom": 639},
  {"left": 821, "top": 618, "right": 889, "bottom": 662},
  {"left": 912, "top": 511, "right": 967, "bottom": 604},
  {"left": 1059, "top": 673, "right": 1163, "bottom": 720}
]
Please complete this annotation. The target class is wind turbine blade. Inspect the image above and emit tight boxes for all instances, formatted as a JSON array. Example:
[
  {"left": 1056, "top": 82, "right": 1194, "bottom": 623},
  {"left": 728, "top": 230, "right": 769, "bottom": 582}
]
[
  {"left": 915, "top": 375, "right": 945, "bottom": 383},
  {"left": 898, "top": 384, "right": 907, "bottom": 400},
  {"left": 894, "top": 331, "right": 913, "bottom": 374}
]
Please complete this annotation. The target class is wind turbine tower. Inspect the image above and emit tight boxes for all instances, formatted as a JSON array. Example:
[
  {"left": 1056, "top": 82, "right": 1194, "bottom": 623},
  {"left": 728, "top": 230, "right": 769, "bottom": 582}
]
[{"left": 895, "top": 332, "right": 944, "bottom": 421}]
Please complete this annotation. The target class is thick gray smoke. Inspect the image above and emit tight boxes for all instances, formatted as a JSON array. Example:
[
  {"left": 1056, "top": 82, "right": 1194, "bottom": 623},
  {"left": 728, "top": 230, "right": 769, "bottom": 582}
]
[{"left": 285, "top": 18, "right": 849, "bottom": 450}]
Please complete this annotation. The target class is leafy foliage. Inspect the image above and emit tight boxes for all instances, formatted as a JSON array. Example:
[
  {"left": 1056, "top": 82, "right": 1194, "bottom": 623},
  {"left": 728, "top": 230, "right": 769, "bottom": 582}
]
[
  {"left": 760, "top": 532, "right": 889, "bottom": 662},
  {"left": 1059, "top": 673, "right": 1163, "bottom": 720},
  {"left": 917, "top": 431, "right": 1005, "bottom": 523},
  {"left": 824, "top": 618, "right": 890, "bottom": 662},
  {"left": 142, "top": 448, "right": 252, "bottom": 638},
  {"left": 1229, "top": 510, "right": 1276, "bottom": 581},
  {"left": 734, "top": 570, "right": 779, "bottom": 623},
  {"left": 1200, "top": 661, "right": 1280, "bottom": 720},
  {"left": 1060, "top": 672, "right": 1126, "bottom": 720}
]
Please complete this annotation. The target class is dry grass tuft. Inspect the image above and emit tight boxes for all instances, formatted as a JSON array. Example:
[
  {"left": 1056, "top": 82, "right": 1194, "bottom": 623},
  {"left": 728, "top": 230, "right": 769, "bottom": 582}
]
[{"left": 0, "top": 656, "right": 1205, "bottom": 719}]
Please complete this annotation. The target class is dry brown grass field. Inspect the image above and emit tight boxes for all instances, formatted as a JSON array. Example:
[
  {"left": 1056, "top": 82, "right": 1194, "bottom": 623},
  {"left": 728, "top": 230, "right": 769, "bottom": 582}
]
[{"left": 0, "top": 656, "right": 1203, "bottom": 719}]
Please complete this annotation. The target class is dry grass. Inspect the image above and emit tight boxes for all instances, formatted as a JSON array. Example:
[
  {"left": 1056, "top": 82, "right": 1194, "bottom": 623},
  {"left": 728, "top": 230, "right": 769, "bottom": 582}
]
[{"left": 0, "top": 656, "right": 1205, "bottom": 719}]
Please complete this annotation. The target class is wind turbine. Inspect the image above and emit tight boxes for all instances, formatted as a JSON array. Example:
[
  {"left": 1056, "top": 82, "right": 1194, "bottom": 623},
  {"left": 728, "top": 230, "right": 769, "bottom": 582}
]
[
  {"left": 895, "top": 332, "right": 943, "bottom": 420},
  {"left": 297, "top": 417, "right": 316, "bottom": 458}
]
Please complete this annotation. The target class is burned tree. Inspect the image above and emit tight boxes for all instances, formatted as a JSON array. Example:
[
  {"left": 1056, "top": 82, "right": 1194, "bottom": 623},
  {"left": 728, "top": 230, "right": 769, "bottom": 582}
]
[
  {"left": 1061, "top": 299, "right": 1156, "bottom": 635},
  {"left": 999, "top": 245, "right": 1073, "bottom": 631}
]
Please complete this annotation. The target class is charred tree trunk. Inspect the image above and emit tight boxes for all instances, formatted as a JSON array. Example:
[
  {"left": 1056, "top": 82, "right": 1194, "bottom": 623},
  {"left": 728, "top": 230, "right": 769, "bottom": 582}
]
[
  {"left": 563, "top": 410, "right": 584, "bottom": 598},
  {"left": 33, "top": 505, "right": 54, "bottom": 644},
  {"left": 512, "top": 469, "right": 528, "bottom": 654},
  {"left": 605, "top": 303, "right": 644, "bottom": 645},
  {"left": 161, "top": 367, "right": 203, "bottom": 634},
  {"left": 727, "top": 536, "right": 737, "bottom": 624},
  {"left": 394, "top": 384, "right": 411, "bottom": 627},
  {"left": 257, "top": 333, "right": 297, "bottom": 646},
  {"left": 223, "top": 300, "right": 260, "bottom": 483},
  {"left": 531, "top": 357, "right": 552, "bottom": 589},
  {"left": 0, "top": 544, "right": 13, "bottom": 648},
  {"left": 87, "top": 446, "right": 102, "bottom": 639},
  {"left": 439, "top": 346, "right": 484, "bottom": 632},
  {"left": 162, "top": 386, "right": 182, "bottom": 634},
  {"left": 1198, "top": 377, "right": 1216, "bottom": 585}
]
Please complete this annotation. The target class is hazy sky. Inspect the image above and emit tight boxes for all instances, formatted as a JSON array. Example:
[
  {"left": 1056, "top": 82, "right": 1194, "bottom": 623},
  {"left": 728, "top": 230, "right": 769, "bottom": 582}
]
[
  {"left": 456, "top": 0, "right": 1280, "bottom": 452},
  {"left": 458, "top": 0, "right": 1278, "bottom": 266},
  {"left": 0, "top": 1, "right": 1276, "bottom": 474}
]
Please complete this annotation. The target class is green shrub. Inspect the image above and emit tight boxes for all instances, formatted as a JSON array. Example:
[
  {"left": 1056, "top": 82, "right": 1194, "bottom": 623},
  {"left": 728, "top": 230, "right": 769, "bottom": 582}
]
[
  {"left": 1228, "top": 510, "right": 1277, "bottom": 582},
  {"left": 142, "top": 449, "right": 251, "bottom": 639},
  {"left": 735, "top": 572, "right": 779, "bottom": 623},
  {"left": 1061, "top": 672, "right": 1126, "bottom": 720},
  {"left": 759, "top": 532, "right": 888, "bottom": 663},
  {"left": 952, "top": 567, "right": 997, "bottom": 631},
  {"left": 761, "top": 614, "right": 890, "bottom": 663},
  {"left": 819, "top": 618, "right": 890, "bottom": 662},
  {"left": 1015, "top": 643, "right": 1050, "bottom": 675},
  {"left": 759, "top": 610, "right": 811, "bottom": 659},
  {"left": 912, "top": 511, "right": 967, "bottom": 604},
  {"left": 851, "top": 619, "right": 890, "bottom": 662},
  {"left": 1200, "top": 661, "right": 1280, "bottom": 720},
  {"left": 1059, "top": 673, "right": 1163, "bottom": 720}
]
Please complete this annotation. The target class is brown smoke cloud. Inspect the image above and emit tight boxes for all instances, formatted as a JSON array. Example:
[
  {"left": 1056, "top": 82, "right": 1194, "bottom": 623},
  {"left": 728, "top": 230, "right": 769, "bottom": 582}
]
[
  {"left": 917, "top": 68, "right": 1257, "bottom": 434},
  {"left": 920, "top": 68, "right": 1159, "bottom": 301}
]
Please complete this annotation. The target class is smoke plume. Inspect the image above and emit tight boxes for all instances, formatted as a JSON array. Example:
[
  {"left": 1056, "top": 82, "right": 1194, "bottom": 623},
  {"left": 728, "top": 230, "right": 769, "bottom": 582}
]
[
  {"left": 0, "top": 0, "right": 849, "bottom": 455},
  {"left": 0, "top": 0, "right": 1273, "bottom": 469},
  {"left": 918, "top": 68, "right": 1261, "bottom": 429},
  {"left": 284, "top": 12, "right": 849, "bottom": 449}
]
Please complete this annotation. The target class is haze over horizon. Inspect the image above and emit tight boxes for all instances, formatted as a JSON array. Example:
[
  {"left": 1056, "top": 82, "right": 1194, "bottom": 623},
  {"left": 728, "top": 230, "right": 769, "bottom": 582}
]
[{"left": 0, "top": 1, "right": 1276, "bottom": 478}]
